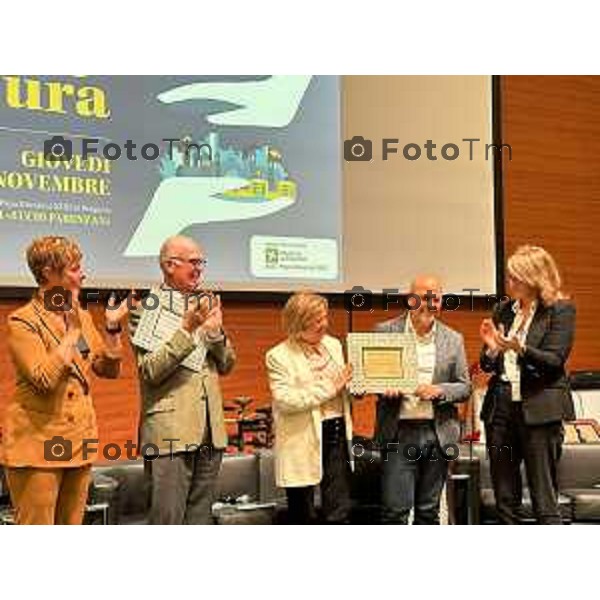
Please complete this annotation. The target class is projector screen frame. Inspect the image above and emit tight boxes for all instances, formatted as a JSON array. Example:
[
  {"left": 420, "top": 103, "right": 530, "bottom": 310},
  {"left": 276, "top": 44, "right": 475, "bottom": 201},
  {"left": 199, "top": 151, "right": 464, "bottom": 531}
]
[
  {"left": 0, "top": 75, "right": 505, "bottom": 302},
  {"left": 491, "top": 74, "right": 506, "bottom": 299}
]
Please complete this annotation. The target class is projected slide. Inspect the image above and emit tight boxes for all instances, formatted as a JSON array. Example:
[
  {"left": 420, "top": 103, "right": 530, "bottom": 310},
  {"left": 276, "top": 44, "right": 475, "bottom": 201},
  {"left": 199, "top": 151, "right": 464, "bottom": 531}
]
[{"left": 0, "top": 75, "right": 341, "bottom": 288}]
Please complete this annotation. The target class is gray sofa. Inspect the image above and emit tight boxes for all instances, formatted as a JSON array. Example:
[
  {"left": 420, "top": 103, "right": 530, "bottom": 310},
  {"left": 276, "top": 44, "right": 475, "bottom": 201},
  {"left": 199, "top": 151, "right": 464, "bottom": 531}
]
[
  {"left": 89, "top": 450, "right": 285, "bottom": 525},
  {"left": 450, "top": 443, "right": 600, "bottom": 524}
]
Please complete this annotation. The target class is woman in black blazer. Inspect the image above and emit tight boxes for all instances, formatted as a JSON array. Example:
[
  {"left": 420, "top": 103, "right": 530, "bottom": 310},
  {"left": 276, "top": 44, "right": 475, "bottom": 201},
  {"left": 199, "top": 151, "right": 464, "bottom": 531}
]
[{"left": 479, "top": 245, "right": 576, "bottom": 524}]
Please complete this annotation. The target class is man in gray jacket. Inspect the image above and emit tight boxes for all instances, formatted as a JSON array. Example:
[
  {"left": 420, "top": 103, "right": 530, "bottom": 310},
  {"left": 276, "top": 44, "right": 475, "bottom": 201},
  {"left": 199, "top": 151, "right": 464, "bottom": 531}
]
[
  {"left": 375, "top": 275, "right": 471, "bottom": 524},
  {"left": 129, "top": 235, "right": 235, "bottom": 524}
]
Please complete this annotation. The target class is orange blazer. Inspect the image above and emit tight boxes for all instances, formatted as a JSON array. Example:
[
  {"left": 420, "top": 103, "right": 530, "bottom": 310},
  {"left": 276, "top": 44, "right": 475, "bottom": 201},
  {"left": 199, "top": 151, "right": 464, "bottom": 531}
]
[{"left": 2, "top": 295, "right": 121, "bottom": 468}]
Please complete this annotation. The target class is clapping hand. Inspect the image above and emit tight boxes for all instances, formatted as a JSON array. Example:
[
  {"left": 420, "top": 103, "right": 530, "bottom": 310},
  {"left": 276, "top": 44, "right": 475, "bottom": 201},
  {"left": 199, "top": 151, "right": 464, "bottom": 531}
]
[
  {"left": 199, "top": 294, "right": 223, "bottom": 336},
  {"left": 181, "top": 293, "right": 223, "bottom": 336},
  {"left": 480, "top": 318, "right": 502, "bottom": 351},
  {"left": 57, "top": 298, "right": 82, "bottom": 363},
  {"left": 497, "top": 328, "right": 523, "bottom": 354},
  {"left": 65, "top": 298, "right": 82, "bottom": 344},
  {"left": 182, "top": 296, "right": 205, "bottom": 334},
  {"left": 106, "top": 290, "right": 139, "bottom": 330}
]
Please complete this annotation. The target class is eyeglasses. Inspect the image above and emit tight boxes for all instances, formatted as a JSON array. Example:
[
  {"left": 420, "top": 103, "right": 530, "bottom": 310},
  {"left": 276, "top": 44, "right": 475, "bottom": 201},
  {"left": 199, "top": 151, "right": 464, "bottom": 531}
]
[{"left": 167, "top": 256, "right": 208, "bottom": 268}]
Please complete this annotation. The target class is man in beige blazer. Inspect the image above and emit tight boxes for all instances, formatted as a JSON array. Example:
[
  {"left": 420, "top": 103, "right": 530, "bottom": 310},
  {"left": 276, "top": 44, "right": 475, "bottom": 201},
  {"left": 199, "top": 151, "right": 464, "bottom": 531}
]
[{"left": 129, "top": 235, "right": 235, "bottom": 524}]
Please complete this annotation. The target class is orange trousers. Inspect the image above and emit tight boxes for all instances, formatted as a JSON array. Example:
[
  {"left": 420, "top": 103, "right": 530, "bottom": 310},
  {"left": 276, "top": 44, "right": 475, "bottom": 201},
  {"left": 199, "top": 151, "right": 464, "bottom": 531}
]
[{"left": 5, "top": 465, "right": 91, "bottom": 525}]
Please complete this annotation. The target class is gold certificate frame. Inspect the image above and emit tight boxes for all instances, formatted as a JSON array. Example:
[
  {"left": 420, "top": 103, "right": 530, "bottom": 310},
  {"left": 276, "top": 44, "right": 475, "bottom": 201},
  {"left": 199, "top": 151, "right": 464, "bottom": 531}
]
[{"left": 346, "top": 332, "right": 418, "bottom": 395}]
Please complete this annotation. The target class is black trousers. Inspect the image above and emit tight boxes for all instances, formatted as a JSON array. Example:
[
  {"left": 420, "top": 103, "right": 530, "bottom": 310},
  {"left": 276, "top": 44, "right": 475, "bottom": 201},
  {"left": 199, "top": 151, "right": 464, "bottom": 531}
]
[
  {"left": 486, "top": 401, "right": 564, "bottom": 525},
  {"left": 285, "top": 417, "right": 352, "bottom": 524}
]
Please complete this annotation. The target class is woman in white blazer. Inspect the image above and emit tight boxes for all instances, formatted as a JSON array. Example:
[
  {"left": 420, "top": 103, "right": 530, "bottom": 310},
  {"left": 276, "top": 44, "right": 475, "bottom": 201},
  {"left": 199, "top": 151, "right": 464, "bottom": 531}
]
[{"left": 266, "top": 292, "right": 354, "bottom": 524}]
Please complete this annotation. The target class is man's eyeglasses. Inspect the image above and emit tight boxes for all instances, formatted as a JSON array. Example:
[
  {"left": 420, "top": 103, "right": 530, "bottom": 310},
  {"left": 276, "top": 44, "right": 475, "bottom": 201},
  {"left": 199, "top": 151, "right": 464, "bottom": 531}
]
[{"left": 167, "top": 256, "right": 208, "bottom": 268}]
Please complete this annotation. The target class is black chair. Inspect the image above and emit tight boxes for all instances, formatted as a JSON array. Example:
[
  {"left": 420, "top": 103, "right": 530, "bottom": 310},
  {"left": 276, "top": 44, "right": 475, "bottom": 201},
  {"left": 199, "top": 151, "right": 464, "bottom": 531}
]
[{"left": 557, "top": 444, "right": 600, "bottom": 523}]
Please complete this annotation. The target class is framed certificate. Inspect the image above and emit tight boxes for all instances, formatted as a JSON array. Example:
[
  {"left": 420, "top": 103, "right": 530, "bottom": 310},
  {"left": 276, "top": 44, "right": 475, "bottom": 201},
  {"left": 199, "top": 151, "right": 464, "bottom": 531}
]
[
  {"left": 131, "top": 286, "right": 207, "bottom": 372},
  {"left": 346, "top": 332, "right": 418, "bottom": 395}
]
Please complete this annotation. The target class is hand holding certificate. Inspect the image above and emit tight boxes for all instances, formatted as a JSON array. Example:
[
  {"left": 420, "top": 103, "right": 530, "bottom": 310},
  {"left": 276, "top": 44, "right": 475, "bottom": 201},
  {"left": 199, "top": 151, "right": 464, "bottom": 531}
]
[
  {"left": 399, "top": 384, "right": 444, "bottom": 420},
  {"left": 334, "top": 364, "right": 354, "bottom": 396},
  {"left": 346, "top": 332, "right": 419, "bottom": 395}
]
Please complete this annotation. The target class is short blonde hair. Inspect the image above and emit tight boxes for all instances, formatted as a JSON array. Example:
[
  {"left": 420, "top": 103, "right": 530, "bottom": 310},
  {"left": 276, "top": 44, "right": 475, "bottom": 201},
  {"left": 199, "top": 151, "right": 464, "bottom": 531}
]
[
  {"left": 282, "top": 292, "right": 328, "bottom": 339},
  {"left": 507, "top": 245, "right": 565, "bottom": 306},
  {"left": 26, "top": 236, "right": 82, "bottom": 284}
]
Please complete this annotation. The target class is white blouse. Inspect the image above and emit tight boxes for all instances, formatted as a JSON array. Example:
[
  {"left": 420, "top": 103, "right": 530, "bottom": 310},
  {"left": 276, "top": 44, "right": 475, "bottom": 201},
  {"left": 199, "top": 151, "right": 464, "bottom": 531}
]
[{"left": 504, "top": 300, "right": 537, "bottom": 402}]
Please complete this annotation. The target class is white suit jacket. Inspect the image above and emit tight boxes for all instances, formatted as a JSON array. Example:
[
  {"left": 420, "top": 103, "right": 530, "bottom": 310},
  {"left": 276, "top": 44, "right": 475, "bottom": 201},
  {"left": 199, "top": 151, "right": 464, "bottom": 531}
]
[{"left": 266, "top": 335, "right": 353, "bottom": 488}]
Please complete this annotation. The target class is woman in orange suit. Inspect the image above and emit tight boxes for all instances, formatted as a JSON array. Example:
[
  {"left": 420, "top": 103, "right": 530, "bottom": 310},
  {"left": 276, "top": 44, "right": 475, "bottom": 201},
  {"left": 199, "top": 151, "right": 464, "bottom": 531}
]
[{"left": 2, "top": 236, "right": 132, "bottom": 524}]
